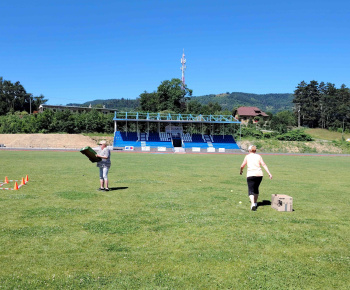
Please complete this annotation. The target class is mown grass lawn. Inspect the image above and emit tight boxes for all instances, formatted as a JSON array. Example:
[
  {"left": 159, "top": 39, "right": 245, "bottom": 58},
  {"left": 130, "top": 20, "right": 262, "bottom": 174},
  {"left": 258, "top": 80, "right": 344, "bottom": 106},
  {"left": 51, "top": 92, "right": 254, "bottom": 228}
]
[
  {"left": 305, "top": 128, "right": 350, "bottom": 141},
  {"left": 0, "top": 150, "right": 349, "bottom": 289}
]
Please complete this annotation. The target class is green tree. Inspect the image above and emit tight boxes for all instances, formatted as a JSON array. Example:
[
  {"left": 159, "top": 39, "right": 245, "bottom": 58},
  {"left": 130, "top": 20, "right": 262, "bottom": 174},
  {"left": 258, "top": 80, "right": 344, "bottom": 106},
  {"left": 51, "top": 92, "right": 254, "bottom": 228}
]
[
  {"left": 0, "top": 77, "right": 47, "bottom": 115},
  {"left": 35, "top": 110, "right": 55, "bottom": 133},
  {"left": 294, "top": 80, "right": 349, "bottom": 130},
  {"left": 139, "top": 79, "right": 192, "bottom": 113},
  {"left": 139, "top": 91, "right": 159, "bottom": 112},
  {"left": 32, "top": 94, "right": 48, "bottom": 112},
  {"left": 333, "top": 84, "right": 350, "bottom": 131},
  {"left": 157, "top": 78, "right": 192, "bottom": 113},
  {"left": 319, "top": 82, "right": 333, "bottom": 129},
  {"left": 293, "top": 80, "right": 321, "bottom": 128},
  {"left": 270, "top": 110, "right": 296, "bottom": 133},
  {"left": 186, "top": 100, "right": 202, "bottom": 114},
  {"left": 200, "top": 102, "right": 222, "bottom": 115}
]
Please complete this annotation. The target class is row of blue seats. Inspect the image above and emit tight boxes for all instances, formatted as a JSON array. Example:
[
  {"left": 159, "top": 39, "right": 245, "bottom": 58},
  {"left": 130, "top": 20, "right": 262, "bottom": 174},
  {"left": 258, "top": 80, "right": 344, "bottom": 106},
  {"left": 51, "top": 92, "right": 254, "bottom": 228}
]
[
  {"left": 145, "top": 141, "right": 173, "bottom": 148},
  {"left": 113, "top": 141, "right": 174, "bottom": 148},
  {"left": 114, "top": 132, "right": 138, "bottom": 141},
  {"left": 115, "top": 132, "right": 237, "bottom": 143},
  {"left": 114, "top": 132, "right": 164, "bottom": 142},
  {"left": 114, "top": 132, "right": 238, "bottom": 148},
  {"left": 148, "top": 133, "right": 161, "bottom": 142},
  {"left": 189, "top": 134, "right": 205, "bottom": 143},
  {"left": 212, "top": 143, "right": 240, "bottom": 149},
  {"left": 113, "top": 141, "right": 239, "bottom": 149},
  {"left": 184, "top": 134, "right": 237, "bottom": 144},
  {"left": 183, "top": 142, "right": 208, "bottom": 148},
  {"left": 212, "top": 135, "right": 235, "bottom": 143}
]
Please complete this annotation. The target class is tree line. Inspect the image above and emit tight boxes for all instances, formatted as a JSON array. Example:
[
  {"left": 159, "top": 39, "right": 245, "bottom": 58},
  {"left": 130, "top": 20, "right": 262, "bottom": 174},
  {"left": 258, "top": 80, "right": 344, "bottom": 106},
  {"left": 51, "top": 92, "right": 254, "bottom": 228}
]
[
  {"left": 1, "top": 76, "right": 349, "bottom": 134},
  {"left": 0, "top": 77, "right": 47, "bottom": 115},
  {"left": 293, "top": 81, "right": 350, "bottom": 130},
  {"left": 70, "top": 87, "right": 293, "bottom": 114},
  {"left": 0, "top": 109, "right": 114, "bottom": 134}
]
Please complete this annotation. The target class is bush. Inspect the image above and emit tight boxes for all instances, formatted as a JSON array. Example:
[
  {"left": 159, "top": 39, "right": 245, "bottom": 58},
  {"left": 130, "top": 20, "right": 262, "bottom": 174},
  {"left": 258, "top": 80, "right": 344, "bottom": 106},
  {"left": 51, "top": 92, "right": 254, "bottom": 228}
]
[
  {"left": 262, "top": 131, "right": 278, "bottom": 139},
  {"left": 0, "top": 110, "right": 114, "bottom": 134},
  {"left": 240, "top": 126, "right": 263, "bottom": 138},
  {"left": 276, "top": 129, "right": 313, "bottom": 141},
  {"left": 332, "top": 140, "right": 350, "bottom": 153}
]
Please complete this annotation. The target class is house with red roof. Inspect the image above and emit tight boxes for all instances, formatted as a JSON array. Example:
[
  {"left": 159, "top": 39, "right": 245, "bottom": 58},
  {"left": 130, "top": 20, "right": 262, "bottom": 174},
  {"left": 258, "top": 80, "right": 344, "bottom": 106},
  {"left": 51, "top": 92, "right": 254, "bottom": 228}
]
[{"left": 234, "top": 106, "right": 269, "bottom": 125}]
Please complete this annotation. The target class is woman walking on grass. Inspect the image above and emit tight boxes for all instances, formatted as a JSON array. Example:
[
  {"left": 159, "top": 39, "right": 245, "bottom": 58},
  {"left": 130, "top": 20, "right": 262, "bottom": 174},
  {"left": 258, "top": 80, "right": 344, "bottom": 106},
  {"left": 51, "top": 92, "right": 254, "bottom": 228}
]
[{"left": 240, "top": 145, "right": 272, "bottom": 211}]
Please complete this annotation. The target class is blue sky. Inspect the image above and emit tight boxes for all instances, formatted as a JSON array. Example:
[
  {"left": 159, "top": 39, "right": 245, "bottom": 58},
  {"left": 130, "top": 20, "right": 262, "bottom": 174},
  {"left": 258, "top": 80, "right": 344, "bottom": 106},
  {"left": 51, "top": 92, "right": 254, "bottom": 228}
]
[{"left": 1, "top": 0, "right": 349, "bottom": 105}]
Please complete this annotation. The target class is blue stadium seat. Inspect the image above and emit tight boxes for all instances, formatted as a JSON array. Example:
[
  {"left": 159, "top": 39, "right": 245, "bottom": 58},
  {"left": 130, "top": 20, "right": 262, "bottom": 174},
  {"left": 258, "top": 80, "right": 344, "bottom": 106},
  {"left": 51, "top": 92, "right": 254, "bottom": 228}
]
[
  {"left": 114, "top": 131, "right": 140, "bottom": 147},
  {"left": 211, "top": 135, "right": 239, "bottom": 149},
  {"left": 113, "top": 132, "right": 240, "bottom": 150}
]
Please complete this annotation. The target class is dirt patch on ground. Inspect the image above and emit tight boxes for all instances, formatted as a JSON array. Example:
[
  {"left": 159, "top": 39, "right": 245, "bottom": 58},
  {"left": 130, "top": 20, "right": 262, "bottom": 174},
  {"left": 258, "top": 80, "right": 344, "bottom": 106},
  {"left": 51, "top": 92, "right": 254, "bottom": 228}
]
[{"left": 0, "top": 134, "right": 113, "bottom": 149}]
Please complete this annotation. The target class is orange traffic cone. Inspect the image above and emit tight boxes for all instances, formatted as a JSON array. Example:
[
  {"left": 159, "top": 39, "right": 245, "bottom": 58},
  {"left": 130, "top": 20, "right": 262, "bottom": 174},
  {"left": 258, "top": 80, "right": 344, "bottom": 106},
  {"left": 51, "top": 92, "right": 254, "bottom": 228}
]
[
  {"left": 25, "top": 175, "right": 29, "bottom": 182},
  {"left": 13, "top": 182, "right": 19, "bottom": 190},
  {"left": 4, "top": 176, "right": 9, "bottom": 184},
  {"left": 21, "top": 177, "right": 26, "bottom": 186}
]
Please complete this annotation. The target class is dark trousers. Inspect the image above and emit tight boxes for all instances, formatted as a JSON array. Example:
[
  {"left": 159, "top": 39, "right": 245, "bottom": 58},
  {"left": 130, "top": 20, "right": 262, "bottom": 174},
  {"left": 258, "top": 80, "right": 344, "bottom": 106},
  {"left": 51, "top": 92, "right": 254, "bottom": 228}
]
[{"left": 247, "top": 176, "right": 263, "bottom": 196}]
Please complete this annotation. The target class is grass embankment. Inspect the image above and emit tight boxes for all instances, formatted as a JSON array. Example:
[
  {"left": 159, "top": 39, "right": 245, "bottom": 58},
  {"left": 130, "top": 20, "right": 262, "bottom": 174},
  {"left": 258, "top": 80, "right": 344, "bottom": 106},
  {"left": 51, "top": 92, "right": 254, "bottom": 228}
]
[
  {"left": 0, "top": 151, "right": 349, "bottom": 288},
  {"left": 82, "top": 133, "right": 114, "bottom": 137},
  {"left": 240, "top": 128, "right": 350, "bottom": 154},
  {"left": 305, "top": 128, "right": 350, "bottom": 141}
]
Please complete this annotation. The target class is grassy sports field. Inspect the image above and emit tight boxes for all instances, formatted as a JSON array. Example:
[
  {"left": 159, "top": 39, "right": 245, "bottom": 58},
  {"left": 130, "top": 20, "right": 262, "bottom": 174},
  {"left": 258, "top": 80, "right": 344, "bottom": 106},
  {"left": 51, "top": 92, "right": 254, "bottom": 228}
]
[{"left": 0, "top": 150, "right": 349, "bottom": 289}]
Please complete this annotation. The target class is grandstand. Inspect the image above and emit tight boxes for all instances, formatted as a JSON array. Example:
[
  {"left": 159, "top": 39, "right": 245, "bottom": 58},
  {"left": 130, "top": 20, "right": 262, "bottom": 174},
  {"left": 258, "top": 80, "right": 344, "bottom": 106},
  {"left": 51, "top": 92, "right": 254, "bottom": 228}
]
[{"left": 113, "top": 112, "right": 241, "bottom": 153}]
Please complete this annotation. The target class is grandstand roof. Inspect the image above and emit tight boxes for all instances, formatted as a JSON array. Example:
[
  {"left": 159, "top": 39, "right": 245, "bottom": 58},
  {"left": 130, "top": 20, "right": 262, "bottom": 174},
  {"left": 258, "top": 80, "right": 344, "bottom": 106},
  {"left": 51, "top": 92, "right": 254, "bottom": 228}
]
[{"left": 113, "top": 112, "right": 240, "bottom": 124}]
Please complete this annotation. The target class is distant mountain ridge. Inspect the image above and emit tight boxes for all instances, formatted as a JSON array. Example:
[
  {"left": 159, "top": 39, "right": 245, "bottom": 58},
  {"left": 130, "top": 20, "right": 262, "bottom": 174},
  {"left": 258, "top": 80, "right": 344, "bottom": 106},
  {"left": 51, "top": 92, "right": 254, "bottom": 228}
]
[
  {"left": 193, "top": 92, "right": 294, "bottom": 113},
  {"left": 67, "top": 92, "right": 293, "bottom": 114},
  {"left": 67, "top": 98, "right": 141, "bottom": 112}
]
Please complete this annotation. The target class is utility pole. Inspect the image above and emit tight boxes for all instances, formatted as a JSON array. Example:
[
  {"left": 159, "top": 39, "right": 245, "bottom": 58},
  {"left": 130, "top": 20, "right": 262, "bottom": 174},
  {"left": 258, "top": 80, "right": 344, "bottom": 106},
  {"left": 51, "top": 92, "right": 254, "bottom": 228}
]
[
  {"left": 320, "top": 102, "right": 323, "bottom": 129},
  {"left": 296, "top": 103, "right": 301, "bottom": 128},
  {"left": 180, "top": 49, "right": 186, "bottom": 90}
]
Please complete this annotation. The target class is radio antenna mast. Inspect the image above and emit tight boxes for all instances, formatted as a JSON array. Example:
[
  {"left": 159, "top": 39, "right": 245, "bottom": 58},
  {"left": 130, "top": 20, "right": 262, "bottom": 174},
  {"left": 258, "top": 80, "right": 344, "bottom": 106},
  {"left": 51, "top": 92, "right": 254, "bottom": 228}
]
[{"left": 180, "top": 49, "right": 186, "bottom": 90}]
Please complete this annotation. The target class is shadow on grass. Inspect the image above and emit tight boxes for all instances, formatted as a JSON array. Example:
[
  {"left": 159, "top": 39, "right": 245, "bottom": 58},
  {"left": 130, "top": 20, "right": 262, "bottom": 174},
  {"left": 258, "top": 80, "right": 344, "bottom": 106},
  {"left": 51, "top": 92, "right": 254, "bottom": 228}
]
[
  {"left": 109, "top": 187, "right": 128, "bottom": 191},
  {"left": 257, "top": 200, "right": 271, "bottom": 208}
]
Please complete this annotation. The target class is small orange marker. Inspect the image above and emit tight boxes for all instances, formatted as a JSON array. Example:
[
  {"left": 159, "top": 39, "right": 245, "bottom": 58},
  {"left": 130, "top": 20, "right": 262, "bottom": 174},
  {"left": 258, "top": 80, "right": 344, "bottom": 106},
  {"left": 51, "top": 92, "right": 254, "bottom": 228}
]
[
  {"left": 25, "top": 175, "right": 29, "bottom": 182},
  {"left": 4, "top": 176, "right": 9, "bottom": 184},
  {"left": 21, "top": 178, "right": 26, "bottom": 186},
  {"left": 13, "top": 182, "right": 19, "bottom": 190}
]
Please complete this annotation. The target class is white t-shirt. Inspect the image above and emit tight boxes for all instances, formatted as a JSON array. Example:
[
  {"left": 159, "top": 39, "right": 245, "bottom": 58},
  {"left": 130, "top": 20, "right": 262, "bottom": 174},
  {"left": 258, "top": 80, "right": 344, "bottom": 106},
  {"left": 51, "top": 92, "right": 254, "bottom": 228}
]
[{"left": 243, "top": 153, "right": 265, "bottom": 177}]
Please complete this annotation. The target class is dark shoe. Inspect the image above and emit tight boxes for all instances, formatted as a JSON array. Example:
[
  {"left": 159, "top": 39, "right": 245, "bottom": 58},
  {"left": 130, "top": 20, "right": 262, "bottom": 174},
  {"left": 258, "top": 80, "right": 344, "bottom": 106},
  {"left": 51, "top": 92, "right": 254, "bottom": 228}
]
[
  {"left": 98, "top": 188, "right": 105, "bottom": 191},
  {"left": 104, "top": 188, "right": 110, "bottom": 191},
  {"left": 251, "top": 205, "right": 257, "bottom": 211}
]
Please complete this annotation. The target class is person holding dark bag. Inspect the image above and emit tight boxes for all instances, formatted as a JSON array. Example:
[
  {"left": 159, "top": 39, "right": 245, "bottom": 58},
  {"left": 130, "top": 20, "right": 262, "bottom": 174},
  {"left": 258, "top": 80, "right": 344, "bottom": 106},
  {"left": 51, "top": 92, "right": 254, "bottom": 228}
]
[{"left": 94, "top": 140, "right": 111, "bottom": 191}]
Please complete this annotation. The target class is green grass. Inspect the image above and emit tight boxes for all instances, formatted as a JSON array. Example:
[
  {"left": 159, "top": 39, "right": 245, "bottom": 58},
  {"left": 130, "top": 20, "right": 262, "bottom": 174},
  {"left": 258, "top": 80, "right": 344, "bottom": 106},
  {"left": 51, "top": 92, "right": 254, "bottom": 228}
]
[
  {"left": 0, "top": 151, "right": 349, "bottom": 289},
  {"left": 82, "top": 132, "right": 114, "bottom": 137},
  {"left": 305, "top": 128, "right": 350, "bottom": 141}
]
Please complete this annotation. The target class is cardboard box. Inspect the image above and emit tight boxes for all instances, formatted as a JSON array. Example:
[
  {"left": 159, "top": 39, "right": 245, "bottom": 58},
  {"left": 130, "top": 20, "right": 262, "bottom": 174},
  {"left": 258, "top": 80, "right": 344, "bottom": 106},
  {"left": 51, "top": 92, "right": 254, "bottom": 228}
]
[
  {"left": 80, "top": 146, "right": 102, "bottom": 163},
  {"left": 271, "top": 194, "right": 293, "bottom": 212}
]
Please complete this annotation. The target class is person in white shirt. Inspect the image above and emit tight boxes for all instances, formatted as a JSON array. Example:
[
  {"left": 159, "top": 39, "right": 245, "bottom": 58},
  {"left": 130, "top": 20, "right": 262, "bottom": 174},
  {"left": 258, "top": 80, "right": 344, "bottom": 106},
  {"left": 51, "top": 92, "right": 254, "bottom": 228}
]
[{"left": 240, "top": 145, "right": 272, "bottom": 211}]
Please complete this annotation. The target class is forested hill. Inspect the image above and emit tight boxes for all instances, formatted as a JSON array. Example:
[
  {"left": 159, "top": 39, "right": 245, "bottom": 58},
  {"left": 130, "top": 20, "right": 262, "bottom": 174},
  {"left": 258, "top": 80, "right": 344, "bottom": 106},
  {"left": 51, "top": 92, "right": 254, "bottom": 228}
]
[
  {"left": 68, "top": 98, "right": 140, "bottom": 112},
  {"left": 192, "top": 92, "right": 293, "bottom": 113},
  {"left": 68, "top": 92, "right": 293, "bottom": 114}
]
